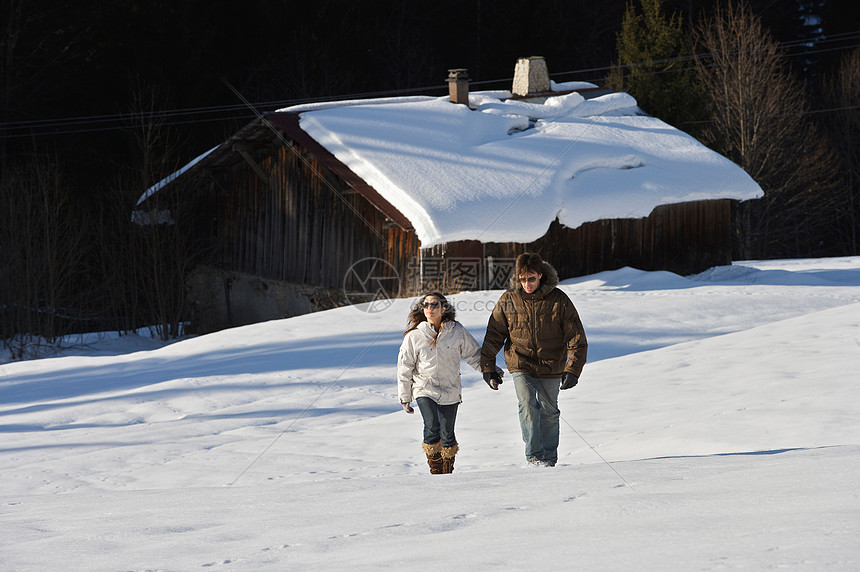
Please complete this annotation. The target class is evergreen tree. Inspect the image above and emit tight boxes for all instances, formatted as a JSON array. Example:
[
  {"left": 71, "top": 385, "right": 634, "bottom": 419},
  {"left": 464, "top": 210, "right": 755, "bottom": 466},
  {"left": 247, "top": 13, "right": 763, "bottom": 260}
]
[{"left": 609, "top": 0, "right": 706, "bottom": 134}]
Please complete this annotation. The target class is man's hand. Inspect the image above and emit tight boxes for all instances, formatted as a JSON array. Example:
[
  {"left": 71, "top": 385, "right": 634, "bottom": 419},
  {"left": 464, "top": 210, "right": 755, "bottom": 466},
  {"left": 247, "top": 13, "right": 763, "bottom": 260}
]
[
  {"left": 560, "top": 372, "right": 579, "bottom": 390},
  {"left": 483, "top": 371, "right": 503, "bottom": 390},
  {"left": 401, "top": 401, "right": 414, "bottom": 414}
]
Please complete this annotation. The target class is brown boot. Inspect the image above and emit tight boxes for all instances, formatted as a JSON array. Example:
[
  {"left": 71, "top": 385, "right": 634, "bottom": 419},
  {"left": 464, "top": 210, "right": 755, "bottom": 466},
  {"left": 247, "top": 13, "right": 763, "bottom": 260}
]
[
  {"left": 441, "top": 443, "right": 459, "bottom": 474},
  {"left": 422, "top": 441, "right": 443, "bottom": 474}
]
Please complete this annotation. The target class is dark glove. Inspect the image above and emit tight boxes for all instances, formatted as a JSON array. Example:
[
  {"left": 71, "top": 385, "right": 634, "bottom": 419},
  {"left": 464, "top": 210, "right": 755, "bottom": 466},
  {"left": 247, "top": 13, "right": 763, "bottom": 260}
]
[
  {"left": 483, "top": 371, "right": 503, "bottom": 390},
  {"left": 560, "top": 372, "right": 578, "bottom": 390},
  {"left": 401, "top": 401, "right": 414, "bottom": 414}
]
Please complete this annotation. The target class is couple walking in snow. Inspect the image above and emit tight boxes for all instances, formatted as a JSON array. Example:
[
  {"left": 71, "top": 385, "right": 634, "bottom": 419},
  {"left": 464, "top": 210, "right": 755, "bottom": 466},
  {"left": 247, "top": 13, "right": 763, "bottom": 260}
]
[{"left": 397, "top": 252, "right": 588, "bottom": 474}]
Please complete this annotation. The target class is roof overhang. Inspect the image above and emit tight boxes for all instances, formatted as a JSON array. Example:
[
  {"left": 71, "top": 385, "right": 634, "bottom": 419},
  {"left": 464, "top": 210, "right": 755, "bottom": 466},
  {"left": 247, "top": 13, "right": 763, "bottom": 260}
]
[
  {"left": 136, "top": 113, "right": 413, "bottom": 232},
  {"left": 265, "top": 111, "right": 412, "bottom": 230}
]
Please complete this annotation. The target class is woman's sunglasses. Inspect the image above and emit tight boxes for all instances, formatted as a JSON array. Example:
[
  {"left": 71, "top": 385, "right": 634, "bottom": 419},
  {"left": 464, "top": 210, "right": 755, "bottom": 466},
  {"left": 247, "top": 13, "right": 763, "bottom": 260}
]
[
  {"left": 519, "top": 276, "right": 538, "bottom": 283},
  {"left": 422, "top": 302, "right": 440, "bottom": 309}
]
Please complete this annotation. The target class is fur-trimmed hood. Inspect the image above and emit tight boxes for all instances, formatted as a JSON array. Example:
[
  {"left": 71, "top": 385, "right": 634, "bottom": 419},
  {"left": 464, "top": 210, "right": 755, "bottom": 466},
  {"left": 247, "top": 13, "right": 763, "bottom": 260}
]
[
  {"left": 482, "top": 260, "right": 588, "bottom": 378},
  {"left": 508, "top": 261, "right": 560, "bottom": 295}
]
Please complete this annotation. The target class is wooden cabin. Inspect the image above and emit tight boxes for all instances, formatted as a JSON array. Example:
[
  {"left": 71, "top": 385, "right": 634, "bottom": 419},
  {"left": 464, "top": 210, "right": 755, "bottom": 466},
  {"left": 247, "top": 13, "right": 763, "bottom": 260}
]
[{"left": 137, "top": 58, "right": 760, "bottom": 333}]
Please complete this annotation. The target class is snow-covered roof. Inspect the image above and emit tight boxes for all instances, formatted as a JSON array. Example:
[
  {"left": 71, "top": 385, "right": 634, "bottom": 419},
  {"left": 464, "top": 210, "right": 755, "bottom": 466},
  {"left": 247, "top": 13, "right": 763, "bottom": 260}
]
[
  {"left": 141, "top": 82, "right": 762, "bottom": 245},
  {"left": 281, "top": 81, "right": 762, "bottom": 248}
]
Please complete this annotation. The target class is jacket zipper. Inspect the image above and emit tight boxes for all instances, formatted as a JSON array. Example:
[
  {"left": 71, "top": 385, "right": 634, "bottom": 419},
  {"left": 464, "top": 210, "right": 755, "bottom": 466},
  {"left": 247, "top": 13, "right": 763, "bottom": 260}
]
[{"left": 528, "top": 294, "right": 538, "bottom": 360}]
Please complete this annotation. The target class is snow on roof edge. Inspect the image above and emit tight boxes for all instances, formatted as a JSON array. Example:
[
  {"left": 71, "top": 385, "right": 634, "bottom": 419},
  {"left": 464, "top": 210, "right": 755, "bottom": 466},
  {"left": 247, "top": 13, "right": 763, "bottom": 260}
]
[
  {"left": 136, "top": 146, "right": 218, "bottom": 207},
  {"left": 295, "top": 89, "right": 763, "bottom": 248}
]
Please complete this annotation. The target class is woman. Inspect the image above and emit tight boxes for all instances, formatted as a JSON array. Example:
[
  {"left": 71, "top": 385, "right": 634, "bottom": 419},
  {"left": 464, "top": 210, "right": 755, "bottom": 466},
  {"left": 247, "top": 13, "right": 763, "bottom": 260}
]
[{"left": 397, "top": 292, "right": 487, "bottom": 474}]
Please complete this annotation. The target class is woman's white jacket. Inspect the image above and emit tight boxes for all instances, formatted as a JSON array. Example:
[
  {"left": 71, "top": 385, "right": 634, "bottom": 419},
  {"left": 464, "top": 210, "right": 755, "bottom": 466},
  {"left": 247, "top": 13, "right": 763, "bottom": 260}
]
[{"left": 397, "top": 320, "right": 482, "bottom": 406}]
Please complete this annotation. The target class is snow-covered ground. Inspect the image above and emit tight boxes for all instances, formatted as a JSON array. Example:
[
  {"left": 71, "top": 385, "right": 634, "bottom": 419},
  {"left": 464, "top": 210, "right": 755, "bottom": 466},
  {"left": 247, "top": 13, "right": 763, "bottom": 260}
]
[{"left": 2, "top": 257, "right": 859, "bottom": 571}]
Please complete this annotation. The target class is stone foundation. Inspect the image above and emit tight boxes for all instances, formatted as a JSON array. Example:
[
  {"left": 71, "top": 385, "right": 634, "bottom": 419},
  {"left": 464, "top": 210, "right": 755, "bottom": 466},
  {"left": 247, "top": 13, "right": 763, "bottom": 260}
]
[{"left": 186, "top": 265, "right": 347, "bottom": 334}]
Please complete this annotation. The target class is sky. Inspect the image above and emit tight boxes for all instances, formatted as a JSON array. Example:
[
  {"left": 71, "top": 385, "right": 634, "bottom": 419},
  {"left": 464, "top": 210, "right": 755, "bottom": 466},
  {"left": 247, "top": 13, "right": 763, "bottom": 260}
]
[{"left": 2, "top": 256, "right": 859, "bottom": 570}]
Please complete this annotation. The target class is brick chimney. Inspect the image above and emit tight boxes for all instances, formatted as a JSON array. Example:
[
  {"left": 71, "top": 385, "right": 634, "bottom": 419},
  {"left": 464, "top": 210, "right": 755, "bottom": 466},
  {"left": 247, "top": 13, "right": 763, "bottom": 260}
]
[
  {"left": 512, "top": 56, "right": 550, "bottom": 97},
  {"left": 447, "top": 68, "right": 470, "bottom": 105}
]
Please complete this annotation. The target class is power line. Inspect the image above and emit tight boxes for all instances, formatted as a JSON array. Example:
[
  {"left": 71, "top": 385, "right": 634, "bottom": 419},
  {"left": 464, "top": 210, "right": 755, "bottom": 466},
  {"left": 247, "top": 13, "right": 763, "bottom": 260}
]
[
  {"left": 1, "top": 33, "right": 858, "bottom": 141},
  {"left": 680, "top": 103, "right": 860, "bottom": 126},
  {"left": 561, "top": 33, "right": 860, "bottom": 79},
  {"left": 0, "top": 85, "right": 453, "bottom": 139}
]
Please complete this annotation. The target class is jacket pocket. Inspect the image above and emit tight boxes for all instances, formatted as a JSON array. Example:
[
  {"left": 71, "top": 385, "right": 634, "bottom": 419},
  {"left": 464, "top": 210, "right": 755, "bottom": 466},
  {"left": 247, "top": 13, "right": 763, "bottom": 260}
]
[{"left": 537, "top": 344, "right": 566, "bottom": 374}]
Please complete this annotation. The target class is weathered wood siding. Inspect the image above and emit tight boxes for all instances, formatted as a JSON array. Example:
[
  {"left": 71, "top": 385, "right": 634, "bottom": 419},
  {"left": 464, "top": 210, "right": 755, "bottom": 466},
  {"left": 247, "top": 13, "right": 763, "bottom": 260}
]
[
  {"left": 422, "top": 199, "right": 733, "bottom": 289},
  {"left": 192, "top": 142, "right": 419, "bottom": 291},
  {"left": 180, "top": 137, "right": 732, "bottom": 298}
]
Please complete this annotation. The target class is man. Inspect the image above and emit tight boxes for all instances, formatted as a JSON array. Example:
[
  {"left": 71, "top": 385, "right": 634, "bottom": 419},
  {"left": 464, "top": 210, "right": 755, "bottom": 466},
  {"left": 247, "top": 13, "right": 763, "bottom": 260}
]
[{"left": 481, "top": 252, "right": 588, "bottom": 467}]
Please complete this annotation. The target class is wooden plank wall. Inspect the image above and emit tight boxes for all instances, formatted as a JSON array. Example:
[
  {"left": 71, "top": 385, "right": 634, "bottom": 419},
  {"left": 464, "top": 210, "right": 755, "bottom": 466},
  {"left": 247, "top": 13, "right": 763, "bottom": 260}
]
[
  {"left": 200, "top": 143, "right": 420, "bottom": 291},
  {"left": 426, "top": 199, "right": 733, "bottom": 287},
  {"left": 186, "top": 141, "right": 731, "bottom": 297}
]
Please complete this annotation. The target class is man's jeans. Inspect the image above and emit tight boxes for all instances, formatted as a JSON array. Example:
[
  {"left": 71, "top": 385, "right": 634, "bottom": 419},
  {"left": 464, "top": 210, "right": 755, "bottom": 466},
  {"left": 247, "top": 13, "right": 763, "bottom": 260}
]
[
  {"left": 512, "top": 372, "right": 561, "bottom": 463},
  {"left": 416, "top": 396, "right": 459, "bottom": 447}
]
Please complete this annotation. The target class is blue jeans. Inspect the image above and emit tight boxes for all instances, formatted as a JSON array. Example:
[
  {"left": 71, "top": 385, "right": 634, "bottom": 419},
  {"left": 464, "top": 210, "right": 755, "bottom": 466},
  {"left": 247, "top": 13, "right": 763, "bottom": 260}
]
[
  {"left": 416, "top": 397, "right": 459, "bottom": 447},
  {"left": 512, "top": 372, "right": 561, "bottom": 463}
]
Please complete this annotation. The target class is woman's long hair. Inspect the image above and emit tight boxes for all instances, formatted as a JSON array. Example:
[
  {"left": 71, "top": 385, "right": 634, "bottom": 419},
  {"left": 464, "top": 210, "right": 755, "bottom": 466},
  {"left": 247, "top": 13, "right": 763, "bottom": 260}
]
[{"left": 404, "top": 291, "right": 455, "bottom": 336}]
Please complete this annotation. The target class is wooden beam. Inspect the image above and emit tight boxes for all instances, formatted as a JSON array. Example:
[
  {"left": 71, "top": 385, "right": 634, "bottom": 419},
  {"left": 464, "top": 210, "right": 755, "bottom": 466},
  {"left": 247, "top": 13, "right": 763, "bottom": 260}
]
[{"left": 233, "top": 145, "right": 269, "bottom": 185}]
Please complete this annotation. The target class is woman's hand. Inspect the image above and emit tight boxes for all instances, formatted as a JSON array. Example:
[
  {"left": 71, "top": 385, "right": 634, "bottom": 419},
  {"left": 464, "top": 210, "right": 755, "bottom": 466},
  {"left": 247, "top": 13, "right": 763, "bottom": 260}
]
[{"left": 401, "top": 401, "right": 414, "bottom": 414}]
